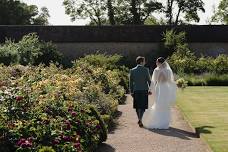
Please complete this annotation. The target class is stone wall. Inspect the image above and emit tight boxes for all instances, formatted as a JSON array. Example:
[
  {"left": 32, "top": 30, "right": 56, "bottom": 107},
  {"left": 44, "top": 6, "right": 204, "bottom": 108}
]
[
  {"left": 1, "top": 25, "right": 228, "bottom": 43},
  {"left": 1, "top": 25, "right": 228, "bottom": 66}
]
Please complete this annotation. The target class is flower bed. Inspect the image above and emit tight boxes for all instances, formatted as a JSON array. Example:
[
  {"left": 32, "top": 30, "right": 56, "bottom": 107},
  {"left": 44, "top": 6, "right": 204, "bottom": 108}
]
[{"left": 0, "top": 54, "right": 128, "bottom": 152}]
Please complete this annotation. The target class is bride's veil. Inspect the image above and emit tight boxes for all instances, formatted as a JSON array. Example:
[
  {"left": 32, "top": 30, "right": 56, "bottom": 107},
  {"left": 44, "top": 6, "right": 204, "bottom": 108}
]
[
  {"left": 163, "top": 61, "right": 175, "bottom": 82},
  {"left": 163, "top": 61, "right": 177, "bottom": 103},
  {"left": 149, "top": 61, "right": 177, "bottom": 106}
]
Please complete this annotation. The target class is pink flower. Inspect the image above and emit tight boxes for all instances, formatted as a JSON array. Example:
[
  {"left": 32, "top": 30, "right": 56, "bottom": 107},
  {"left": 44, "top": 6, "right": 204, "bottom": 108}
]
[
  {"left": 71, "top": 111, "right": 77, "bottom": 117},
  {"left": 65, "top": 120, "right": 71, "bottom": 125},
  {"left": 52, "top": 139, "right": 60, "bottom": 145},
  {"left": 64, "top": 120, "right": 72, "bottom": 130},
  {"left": 21, "top": 141, "right": 32, "bottom": 148},
  {"left": 16, "top": 96, "right": 23, "bottom": 101},
  {"left": 17, "top": 138, "right": 32, "bottom": 148},
  {"left": 74, "top": 142, "right": 81, "bottom": 149},
  {"left": 62, "top": 136, "right": 71, "bottom": 142},
  {"left": 96, "top": 124, "right": 101, "bottom": 129},
  {"left": 17, "top": 138, "right": 26, "bottom": 146},
  {"left": 66, "top": 124, "right": 71, "bottom": 130},
  {"left": 68, "top": 107, "right": 73, "bottom": 112}
]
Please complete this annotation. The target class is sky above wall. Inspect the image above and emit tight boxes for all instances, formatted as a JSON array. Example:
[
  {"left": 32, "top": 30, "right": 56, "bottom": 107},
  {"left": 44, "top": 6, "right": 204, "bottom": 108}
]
[{"left": 21, "top": 0, "right": 220, "bottom": 25}]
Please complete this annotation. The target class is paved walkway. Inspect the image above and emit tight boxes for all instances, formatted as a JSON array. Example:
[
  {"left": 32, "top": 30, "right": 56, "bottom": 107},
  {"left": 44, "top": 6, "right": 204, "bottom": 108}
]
[{"left": 96, "top": 95, "right": 212, "bottom": 152}]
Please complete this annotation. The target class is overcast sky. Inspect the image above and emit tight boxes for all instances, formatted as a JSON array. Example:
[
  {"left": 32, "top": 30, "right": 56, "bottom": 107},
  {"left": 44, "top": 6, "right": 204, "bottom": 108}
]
[{"left": 22, "top": 0, "right": 220, "bottom": 25}]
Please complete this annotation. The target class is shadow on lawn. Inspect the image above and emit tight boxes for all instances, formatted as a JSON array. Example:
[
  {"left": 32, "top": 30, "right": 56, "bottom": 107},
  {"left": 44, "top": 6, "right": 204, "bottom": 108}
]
[
  {"left": 148, "top": 125, "right": 215, "bottom": 139},
  {"left": 148, "top": 127, "right": 199, "bottom": 140},
  {"left": 195, "top": 126, "right": 215, "bottom": 138}
]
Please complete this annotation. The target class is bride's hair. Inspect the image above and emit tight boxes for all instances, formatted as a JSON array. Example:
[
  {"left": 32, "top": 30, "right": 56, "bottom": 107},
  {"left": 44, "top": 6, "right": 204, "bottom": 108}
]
[{"left": 157, "top": 57, "right": 165, "bottom": 64}]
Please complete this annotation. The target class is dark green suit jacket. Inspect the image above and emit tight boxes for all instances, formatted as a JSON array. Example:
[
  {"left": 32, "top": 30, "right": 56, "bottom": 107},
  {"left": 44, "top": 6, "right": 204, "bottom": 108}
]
[{"left": 129, "top": 65, "right": 151, "bottom": 93}]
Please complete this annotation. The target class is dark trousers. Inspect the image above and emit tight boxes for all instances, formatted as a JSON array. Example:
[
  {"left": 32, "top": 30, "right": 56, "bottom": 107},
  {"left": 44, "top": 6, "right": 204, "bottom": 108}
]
[{"left": 136, "top": 109, "right": 145, "bottom": 121}]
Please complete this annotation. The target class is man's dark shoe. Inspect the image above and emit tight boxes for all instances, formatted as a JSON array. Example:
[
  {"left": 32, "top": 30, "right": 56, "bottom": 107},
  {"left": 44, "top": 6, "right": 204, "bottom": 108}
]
[{"left": 138, "top": 121, "right": 143, "bottom": 128}]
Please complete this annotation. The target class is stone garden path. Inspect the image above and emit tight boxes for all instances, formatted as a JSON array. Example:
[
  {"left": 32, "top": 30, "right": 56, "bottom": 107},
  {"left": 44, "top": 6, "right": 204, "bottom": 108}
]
[{"left": 96, "top": 95, "right": 212, "bottom": 152}]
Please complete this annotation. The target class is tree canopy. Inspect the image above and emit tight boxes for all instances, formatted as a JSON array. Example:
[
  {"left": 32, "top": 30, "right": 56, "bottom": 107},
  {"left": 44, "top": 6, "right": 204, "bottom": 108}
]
[
  {"left": 63, "top": 0, "right": 163, "bottom": 25},
  {"left": 63, "top": 0, "right": 206, "bottom": 25},
  {"left": 164, "top": 0, "right": 205, "bottom": 25},
  {"left": 0, "top": 0, "right": 50, "bottom": 25},
  {"left": 211, "top": 0, "right": 228, "bottom": 24}
]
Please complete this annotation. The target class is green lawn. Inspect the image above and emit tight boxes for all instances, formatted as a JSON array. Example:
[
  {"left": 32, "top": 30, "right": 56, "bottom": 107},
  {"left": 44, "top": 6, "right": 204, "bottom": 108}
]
[{"left": 176, "top": 87, "right": 228, "bottom": 152}]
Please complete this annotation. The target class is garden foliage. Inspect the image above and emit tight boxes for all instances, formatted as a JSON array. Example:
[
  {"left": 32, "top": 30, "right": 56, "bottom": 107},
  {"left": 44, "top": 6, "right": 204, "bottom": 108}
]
[
  {"left": 164, "top": 29, "right": 228, "bottom": 86},
  {"left": 0, "top": 53, "right": 128, "bottom": 151},
  {"left": 0, "top": 33, "right": 65, "bottom": 67}
]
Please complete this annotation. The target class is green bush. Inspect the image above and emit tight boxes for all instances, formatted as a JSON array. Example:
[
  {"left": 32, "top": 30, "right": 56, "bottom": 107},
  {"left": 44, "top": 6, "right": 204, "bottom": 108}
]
[
  {"left": 79, "top": 54, "right": 123, "bottom": 69},
  {"left": 164, "top": 30, "right": 197, "bottom": 74},
  {"left": 0, "top": 39, "right": 19, "bottom": 65},
  {"left": 211, "top": 55, "right": 228, "bottom": 74},
  {"left": 176, "top": 78, "right": 188, "bottom": 89},
  {"left": 0, "top": 33, "right": 64, "bottom": 66},
  {"left": 0, "top": 86, "right": 103, "bottom": 152},
  {"left": 38, "top": 147, "right": 55, "bottom": 152},
  {"left": 0, "top": 65, "right": 111, "bottom": 152},
  {"left": 89, "top": 106, "right": 108, "bottom": 142},
  {"left": 179, "top": 73, "right": 228, "bottom": 86},
  {"left": 165, "top": 30, "right": 228, "bottom": 75},
  {"left": 75, "top": 54, "right": 128, "bottom": 104},
  {"left": 163, "top": 29, "right": 186, "bottom": 52},
  {"left": 78, "top": 54, "right": 129, "bottom": 91},
  {"left": 33, "top": 41, "right": 64, "bottom": 66},
  {"left": 0, "top": 53, "right": 129, "bottom": 151}
]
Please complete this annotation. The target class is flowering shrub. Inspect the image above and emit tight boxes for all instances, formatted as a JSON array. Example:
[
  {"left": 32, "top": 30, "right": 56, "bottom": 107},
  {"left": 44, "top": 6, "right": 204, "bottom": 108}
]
[
  {"left": 176, "top": 78, "right": 188, "bottom": 89},
  {"left": 165, "top": 30, "right": 228, "bottom": 75},
  {"left": 0, "top": 85, "right": 107, "bottom": 152},
  {"left": 0, "top": 33, "right": 65, "bottom": 67},
  {"left": 75, "top": 54, "right": 128, "bottom": 104},
  {"left": 0, "top": 54, "right": 127, "bottom": 151},
  {"left": 179, "top": 73, "right": 228, "bottom": 86}
]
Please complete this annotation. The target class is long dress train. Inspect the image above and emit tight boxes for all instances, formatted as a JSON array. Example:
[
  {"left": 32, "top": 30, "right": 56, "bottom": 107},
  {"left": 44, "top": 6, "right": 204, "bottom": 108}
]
[{"left": 142, "top": 62, "right": 177, "bottom": 129}]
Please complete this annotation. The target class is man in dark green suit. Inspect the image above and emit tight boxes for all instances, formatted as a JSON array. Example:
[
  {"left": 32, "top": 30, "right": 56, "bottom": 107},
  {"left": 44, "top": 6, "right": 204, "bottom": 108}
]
[{"left": 129, "top": 56, "right": 152, "bottom": 127}]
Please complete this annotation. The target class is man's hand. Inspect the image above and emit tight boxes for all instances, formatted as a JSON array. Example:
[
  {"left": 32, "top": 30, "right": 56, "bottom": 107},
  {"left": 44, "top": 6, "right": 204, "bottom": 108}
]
[
  {"left": 130, "top": 93, "right": 134, "bottom": 97},
  {"left": 148, "top": 91, "right": 152, "bottom": 95}
]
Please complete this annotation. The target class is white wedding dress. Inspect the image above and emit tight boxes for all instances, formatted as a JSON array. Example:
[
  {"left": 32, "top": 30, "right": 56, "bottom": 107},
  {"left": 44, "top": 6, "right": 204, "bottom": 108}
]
[{"left": 142, "top": 62, "right": 177, "bottom": 129}]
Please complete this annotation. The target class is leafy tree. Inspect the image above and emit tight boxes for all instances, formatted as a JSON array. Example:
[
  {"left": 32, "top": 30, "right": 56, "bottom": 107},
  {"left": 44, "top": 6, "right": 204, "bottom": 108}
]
[
  {"left": 63, "top": 0, "right": 107, "bottom": 26},
  {"left": 113, "top": 0, "right": 163, "bottom": 25},
  {"left": 0, "top": 0, "right": 49, "bottom": 25},
  {"left": 164, "top": 30, "right": 197, "bottom": 73},
  {"left": 127, "top": 0, "right": 163, "bottom": 24},
  {"left": 211, "top": 0, "right": 228, "bottom": 24},
  {"left": 63, "top": 0, "right": 162, "bottom": 25},
  {"left": 107, "top": 0, "right": 115, "bottom": 25},
  {"left": 144, "top": 16, "right": 166, "bottom": 25},
  {"left": 164, "top": 0, "right": 205, "bottom": 25},
  {"left": 107, "top": 0, "right": 131, "bottom": 25},
  {"left": 32, "top": 7, "right": 50, "bottom": 25}
]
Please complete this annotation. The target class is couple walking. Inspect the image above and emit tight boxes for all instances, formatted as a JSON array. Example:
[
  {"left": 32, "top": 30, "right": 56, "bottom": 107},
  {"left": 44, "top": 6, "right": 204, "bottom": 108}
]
[{"left": 129, "top": 56, "right": 177, "bottom": 129}]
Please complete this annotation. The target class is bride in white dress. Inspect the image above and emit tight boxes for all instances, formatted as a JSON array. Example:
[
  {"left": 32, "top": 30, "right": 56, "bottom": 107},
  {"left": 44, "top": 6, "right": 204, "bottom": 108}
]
[{"left": 142, "top": 57, "right": 177, "bottom": 129}]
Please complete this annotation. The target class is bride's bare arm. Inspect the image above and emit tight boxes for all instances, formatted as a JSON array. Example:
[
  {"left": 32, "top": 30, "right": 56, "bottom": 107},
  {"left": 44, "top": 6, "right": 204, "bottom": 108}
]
[{"left": 149, "top": 69, "right": 158, "bottom": 92}]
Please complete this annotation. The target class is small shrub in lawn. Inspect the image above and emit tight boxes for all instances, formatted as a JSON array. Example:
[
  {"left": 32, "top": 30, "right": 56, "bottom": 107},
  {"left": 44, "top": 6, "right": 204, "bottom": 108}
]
[{"left": 176, "top": 78, "right": 188, "bottom": 89}]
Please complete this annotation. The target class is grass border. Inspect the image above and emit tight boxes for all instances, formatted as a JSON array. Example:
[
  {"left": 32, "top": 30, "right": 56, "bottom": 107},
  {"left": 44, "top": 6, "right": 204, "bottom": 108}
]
[{"left": 175, "top": 105, "right": 213, "bottom": 152}]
